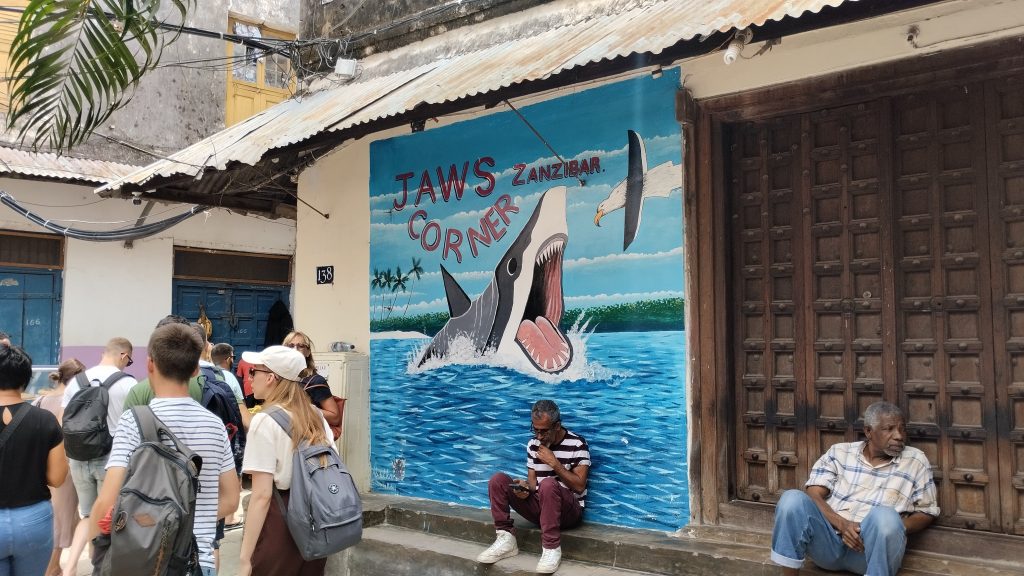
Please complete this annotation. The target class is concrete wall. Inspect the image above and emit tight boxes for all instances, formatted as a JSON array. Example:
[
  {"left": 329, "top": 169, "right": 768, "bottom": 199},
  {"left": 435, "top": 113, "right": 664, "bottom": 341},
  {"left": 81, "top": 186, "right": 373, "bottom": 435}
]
[
  {"left": 1, "top": 0, "right": 300, "bottom": 164},
  {"left": 0, "top": 177, "right": 294, "bottom": 375}
]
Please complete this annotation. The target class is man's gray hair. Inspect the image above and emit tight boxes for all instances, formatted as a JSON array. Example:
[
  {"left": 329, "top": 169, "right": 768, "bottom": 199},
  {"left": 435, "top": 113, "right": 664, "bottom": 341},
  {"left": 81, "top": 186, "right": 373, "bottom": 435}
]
[
  {"left": 531, "top": 399, "right": 561, "bottom": 422},
  {"left": 863, "top": 401, "right": 903, "bottom": 429}
]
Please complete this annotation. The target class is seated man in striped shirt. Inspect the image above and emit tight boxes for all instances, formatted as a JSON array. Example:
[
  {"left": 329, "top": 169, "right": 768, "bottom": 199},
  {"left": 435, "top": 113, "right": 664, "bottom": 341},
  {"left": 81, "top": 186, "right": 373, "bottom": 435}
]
[
  {"left": 476, "top": 399, "right": 590, "bottom": 574},
  {"left": 771, "top": 401, "right": 940, "bottom": 576}
]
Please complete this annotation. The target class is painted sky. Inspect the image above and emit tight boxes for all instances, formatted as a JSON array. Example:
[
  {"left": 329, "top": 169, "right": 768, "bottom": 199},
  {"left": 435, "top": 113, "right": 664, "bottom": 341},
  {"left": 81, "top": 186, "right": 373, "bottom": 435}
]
[{"left": 368, "top": 71, "right": 684, "bottom": 318}]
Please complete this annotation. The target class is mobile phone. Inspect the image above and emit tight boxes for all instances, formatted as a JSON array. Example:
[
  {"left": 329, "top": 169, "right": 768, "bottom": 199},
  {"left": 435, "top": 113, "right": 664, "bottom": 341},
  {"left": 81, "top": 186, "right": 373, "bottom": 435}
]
[{"left": 509, "top": 482, "right": 529, "bottom": 492}]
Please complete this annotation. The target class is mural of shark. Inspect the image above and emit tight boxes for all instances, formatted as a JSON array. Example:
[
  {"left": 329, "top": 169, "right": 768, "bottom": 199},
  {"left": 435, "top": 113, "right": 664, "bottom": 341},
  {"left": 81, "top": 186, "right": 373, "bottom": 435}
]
[
  {"left": 416, "top": 186, "right": 573, "bottom": 374},
  {"left": 595, "top": 129, "right": 682, "bottom": 250}
]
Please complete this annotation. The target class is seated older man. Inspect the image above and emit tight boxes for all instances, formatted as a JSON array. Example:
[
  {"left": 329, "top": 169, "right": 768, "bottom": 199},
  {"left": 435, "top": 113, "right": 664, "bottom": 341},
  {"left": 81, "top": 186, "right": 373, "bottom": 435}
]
[{"left": 770, "top": 401, "right": 939, "bottom": 576}]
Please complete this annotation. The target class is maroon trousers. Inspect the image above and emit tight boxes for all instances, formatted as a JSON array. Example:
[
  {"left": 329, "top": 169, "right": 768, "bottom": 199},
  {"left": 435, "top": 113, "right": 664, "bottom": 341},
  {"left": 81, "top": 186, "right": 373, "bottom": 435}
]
[
  {"left": 487, "top": 472, "right": 583, "bottom": 549},
  {"left": 252, "top": 489, "right": 328, "bottom": 576}
]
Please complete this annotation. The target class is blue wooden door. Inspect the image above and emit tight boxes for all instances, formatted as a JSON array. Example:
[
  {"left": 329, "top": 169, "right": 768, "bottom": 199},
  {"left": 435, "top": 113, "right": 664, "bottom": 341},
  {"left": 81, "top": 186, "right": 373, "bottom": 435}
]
[
  {"left": 172, "top": 280, "right": 290, "bottom": 356},
  {"left": 0, "top": 266, "right": 62, "bottom": 363}
]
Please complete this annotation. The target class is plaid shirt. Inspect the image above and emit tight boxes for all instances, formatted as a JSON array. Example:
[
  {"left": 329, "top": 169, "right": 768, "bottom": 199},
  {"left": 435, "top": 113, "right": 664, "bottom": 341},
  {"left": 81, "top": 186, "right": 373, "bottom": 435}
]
[{"left": 806, "top": 441, "right": 940, "bottom": 523}]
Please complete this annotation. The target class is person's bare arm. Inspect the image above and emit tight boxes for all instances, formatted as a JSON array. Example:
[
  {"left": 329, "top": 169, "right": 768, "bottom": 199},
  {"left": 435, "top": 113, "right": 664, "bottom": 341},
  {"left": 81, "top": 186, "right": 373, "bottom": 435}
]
[
  {"left": 318, "top": 396, "right": 343, "bottom": 428},
  {"left": 806, "top": 485, "right": 863, "bottom": 552},
  {"left": 237, "top": 402, "right": 252, "bottom": 430},
  {"left": 90, "top": 468, "right": 127, "bottom": 538},
  {"left": 46, "top": 443, "right": 68, "bottom": 487},
  {"left": 535, "top": 445, "right": 588, "bottom": 493},
  {"left": 902, "top": 511, "right": 934, "bottom": 535},
  {"left": 217, "top": 470, "right": 241, "bottom": 519}
]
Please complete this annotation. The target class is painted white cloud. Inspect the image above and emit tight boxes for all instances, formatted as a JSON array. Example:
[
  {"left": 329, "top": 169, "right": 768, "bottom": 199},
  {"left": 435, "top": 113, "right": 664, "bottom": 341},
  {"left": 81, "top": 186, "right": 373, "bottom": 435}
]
[
  {"left": 564, "top": 290, "right": 684, "bottom": 307},
  {"left": 421, "top": 269, "right": 494, "bottom": 282},
  {"left": 564, "top": 246, "right": 683, "bottom": 269}
]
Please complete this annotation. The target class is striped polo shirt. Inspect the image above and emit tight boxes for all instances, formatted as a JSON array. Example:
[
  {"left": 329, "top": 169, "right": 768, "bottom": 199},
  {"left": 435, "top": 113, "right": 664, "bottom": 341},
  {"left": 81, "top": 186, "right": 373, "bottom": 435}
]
[
  {"left": 527, "top": 428, "right": 591, "bottom": 507},
  {"left": 107, "top": 398, "right": 234, "bottom": 571}
]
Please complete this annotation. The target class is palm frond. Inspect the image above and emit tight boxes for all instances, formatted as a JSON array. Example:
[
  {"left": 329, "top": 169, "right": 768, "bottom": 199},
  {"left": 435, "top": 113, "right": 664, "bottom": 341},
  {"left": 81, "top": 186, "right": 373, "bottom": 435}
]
[{"left": 6, "top": 0, "right": 194, "bottom": 152}]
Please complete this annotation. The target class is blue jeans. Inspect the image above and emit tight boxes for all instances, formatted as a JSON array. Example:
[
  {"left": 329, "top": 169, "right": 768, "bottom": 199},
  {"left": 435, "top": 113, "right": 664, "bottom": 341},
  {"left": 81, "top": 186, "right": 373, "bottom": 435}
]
[
  {"left": 200, "top": 566, "right": 216, "bottom": 576},
  {"left": 0, "top": 500, "right": 54, "bottom": 576},
  {"left": 771, "top": 489, "right": 906, "bottom": 576}
]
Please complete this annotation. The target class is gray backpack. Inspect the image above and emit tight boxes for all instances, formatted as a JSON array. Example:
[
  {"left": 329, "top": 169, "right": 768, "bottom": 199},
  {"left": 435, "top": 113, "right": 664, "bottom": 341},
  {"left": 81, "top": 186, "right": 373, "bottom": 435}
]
[
  {"left": 266, "top": 407, "right": 362, "bottom": 560},
  {"left": 62, "top": 371, "right": 126, "bottom": 461},
  {"left": 101, "top": 407, "right": 202, "bottom": 576}
]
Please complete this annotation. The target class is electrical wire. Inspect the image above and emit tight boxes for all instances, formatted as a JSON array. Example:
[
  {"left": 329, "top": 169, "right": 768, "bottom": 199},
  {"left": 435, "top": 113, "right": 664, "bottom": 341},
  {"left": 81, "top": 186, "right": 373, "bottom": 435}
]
[{"left": 0, "top": 190, "right": 206, "bottom": 241}]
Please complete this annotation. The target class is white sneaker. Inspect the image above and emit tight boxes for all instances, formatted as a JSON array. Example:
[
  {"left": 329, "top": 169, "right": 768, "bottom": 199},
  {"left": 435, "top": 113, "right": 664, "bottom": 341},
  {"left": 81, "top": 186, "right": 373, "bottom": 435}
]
[
  {"left": 475, "top": 531, "right": 519, "bottom": 564},
  {"left": 535, "top": 546, "right": 562, "bottom": 573}
]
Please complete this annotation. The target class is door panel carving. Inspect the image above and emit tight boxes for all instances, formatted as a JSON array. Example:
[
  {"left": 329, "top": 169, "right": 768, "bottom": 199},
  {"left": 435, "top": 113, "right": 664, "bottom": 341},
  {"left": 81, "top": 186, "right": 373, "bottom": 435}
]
[{"left": 730, "top": 78, "right": 1024, "bottom": 534}]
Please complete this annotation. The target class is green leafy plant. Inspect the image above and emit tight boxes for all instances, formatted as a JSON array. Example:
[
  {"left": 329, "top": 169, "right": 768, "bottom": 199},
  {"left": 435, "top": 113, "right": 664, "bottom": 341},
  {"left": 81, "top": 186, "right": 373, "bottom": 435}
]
[{"left": 6, "top": 0, "right": 194, "bottom": 152}]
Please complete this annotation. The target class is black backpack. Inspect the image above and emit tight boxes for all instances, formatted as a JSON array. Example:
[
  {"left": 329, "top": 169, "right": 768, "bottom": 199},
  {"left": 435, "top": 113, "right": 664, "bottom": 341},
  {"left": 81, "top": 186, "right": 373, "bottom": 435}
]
[
  {"left": 100, "top": 407, "right": 202, "bottom": 576},
  {"left": 198, "top": 365, "right": 246, "bottom": 472},
  {"left": 63, "top": 371, "right": 127, "bottom": 461}
]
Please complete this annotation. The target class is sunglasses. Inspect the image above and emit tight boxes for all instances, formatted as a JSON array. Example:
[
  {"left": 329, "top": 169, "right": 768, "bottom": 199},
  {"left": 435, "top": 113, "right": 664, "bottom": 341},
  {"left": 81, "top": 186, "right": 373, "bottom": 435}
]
[
  {"left": 122, "top": 352, "right": 134, "bottom": 367},
  {"left": 286, "top": 343, "right": 310, "bottom": 351},
  {"left": 248, "top": 367, "right": 273, "bottom": 378}
]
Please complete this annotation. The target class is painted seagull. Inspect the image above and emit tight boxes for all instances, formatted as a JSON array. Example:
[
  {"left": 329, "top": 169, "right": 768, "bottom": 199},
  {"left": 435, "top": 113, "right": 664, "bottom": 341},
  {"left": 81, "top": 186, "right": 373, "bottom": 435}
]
[
  {"left": 417, "top": 186, "right": 573, "bottom": 374},
  {"left": 594, "top": 129, "right": 682, "bottom": 250}
]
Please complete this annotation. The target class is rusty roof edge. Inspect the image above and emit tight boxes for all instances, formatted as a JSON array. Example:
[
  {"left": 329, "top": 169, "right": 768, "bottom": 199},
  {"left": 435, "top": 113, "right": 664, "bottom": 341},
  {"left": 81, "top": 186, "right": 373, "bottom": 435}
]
[{"left": 98, "top": 0, "right": 862, "bottom": 196}]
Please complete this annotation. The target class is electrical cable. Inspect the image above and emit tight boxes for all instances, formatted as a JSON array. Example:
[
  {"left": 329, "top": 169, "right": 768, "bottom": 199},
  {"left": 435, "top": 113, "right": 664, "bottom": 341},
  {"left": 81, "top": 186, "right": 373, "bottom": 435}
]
[{"left": 0, "top": 190, "right": 205, "bottom": 241}]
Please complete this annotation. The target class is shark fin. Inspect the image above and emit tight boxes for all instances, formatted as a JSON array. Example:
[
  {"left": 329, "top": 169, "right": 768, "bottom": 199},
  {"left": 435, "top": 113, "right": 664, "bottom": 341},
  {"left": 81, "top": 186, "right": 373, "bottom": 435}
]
[
  {"left": 623, "top": 129, "right": 647, "bottom": 251},
  {"left": 440, "top": 264, "right": 472, "bottom": 318}
]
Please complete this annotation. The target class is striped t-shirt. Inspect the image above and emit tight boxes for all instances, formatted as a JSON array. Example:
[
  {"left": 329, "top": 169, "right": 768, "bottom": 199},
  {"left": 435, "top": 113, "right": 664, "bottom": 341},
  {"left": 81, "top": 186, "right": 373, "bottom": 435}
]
[
  {"left": 107, "top": 398, "right": 234, "bottom": 570},
  {"left": 527, "top": 429, "right": 591, "bottom": 507}
]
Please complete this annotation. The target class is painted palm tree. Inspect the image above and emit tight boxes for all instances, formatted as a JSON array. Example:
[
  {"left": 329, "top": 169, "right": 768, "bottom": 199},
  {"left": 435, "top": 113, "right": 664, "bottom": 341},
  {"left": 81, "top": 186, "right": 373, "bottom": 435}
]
[
  {"left": 388, "top": 268, "right": 408, "bottom": 321},
  {"left": 6, "top": 1, "right": 193, "bottom": 152},
  {"left": 402, "top": 257, "right": 424, "bottom": 316},
  {"left": 370, "top": 267, "right": 384, "bottom": 321}
]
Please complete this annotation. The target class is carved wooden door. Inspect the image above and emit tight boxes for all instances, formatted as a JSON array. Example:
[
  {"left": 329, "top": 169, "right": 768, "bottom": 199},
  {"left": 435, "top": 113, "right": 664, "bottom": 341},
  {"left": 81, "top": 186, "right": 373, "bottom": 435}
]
[
  {"left": 985, "top": 75, "right": 1024, "bottom": 535},
  {"left": 729, "top": 77, "right": 1024, "bottom": 534}
]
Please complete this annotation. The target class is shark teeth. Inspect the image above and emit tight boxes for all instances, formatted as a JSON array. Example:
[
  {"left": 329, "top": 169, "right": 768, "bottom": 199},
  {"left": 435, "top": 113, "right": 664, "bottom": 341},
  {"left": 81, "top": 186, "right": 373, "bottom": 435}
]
[{"left": 536, "top": 239, "right": 565, "bottom": 265}]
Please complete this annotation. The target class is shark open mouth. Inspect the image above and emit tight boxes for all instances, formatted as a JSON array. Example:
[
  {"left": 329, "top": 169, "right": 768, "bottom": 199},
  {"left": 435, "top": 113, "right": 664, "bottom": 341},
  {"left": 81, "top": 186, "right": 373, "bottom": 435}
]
[{"left": 515, "top": 235, "right": 572, "bottom": 373}]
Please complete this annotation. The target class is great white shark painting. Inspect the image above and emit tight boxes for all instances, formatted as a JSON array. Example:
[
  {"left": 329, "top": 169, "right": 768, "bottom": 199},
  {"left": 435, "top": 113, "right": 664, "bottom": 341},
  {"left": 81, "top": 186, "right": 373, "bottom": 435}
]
[
  {"left": 595, "top": 130, "right": 682, "bottom": 250},
  {"left": 416, "top": 186, "right": 573, "bottom": 374}
]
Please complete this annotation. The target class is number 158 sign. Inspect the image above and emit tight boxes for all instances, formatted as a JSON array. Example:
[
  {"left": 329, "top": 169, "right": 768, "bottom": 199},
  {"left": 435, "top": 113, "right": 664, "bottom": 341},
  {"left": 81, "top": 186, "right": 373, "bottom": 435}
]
[{"left": 316, "top": 266, "right": 334, "bottom": 285}]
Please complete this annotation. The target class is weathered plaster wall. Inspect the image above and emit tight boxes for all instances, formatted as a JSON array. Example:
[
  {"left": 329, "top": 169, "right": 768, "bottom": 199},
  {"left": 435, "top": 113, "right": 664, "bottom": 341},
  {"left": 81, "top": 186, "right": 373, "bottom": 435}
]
[
  {"left": 300, "top": 0, "right": 549, "bottom": 56},
  {"left": 0, "top": 177, "right": 295, "bottom": 370},
  {"left": 2, "top": 0, "right": 301, "bottom": 164}
]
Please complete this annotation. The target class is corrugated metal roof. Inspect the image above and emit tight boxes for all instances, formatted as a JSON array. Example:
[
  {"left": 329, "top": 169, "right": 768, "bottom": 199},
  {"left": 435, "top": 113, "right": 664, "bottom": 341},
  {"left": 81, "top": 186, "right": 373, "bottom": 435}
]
[
  {"left": 99, "top": 0, "right": 852, "bottom": 194},
  {"left": 0, "top": 146, "right": 138, "bottom": 184}
]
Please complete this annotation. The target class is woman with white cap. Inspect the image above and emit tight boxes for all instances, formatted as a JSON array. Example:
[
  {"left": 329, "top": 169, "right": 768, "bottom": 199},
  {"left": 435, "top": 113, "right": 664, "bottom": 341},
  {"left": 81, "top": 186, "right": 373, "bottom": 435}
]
[{"left": 237, "top": 345, "right": 334, "bottom": 576}]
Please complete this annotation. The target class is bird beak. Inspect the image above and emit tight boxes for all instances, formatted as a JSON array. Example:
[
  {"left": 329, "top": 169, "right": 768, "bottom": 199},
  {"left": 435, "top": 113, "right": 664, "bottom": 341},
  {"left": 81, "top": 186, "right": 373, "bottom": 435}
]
[{"left": 594, "top": 209, "right": 604, "bottom": 227}]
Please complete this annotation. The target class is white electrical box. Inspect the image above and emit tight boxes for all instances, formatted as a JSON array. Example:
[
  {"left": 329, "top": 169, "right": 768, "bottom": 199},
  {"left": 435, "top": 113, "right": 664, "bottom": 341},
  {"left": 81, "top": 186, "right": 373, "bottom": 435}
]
[{"left": 314, "top": 352, "right": 370, "bottom": 493}]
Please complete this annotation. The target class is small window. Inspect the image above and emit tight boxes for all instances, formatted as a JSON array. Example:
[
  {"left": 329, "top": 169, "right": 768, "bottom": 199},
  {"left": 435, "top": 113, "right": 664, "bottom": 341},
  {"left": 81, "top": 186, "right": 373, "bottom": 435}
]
[
  {"left": 0, "top": 229, "right": 64, "bottom": 268},
  {"left": 225, "top": 17, "right": 295, "bottom": 126},
  {"left": 174, "top": 248, "right": 291, "bottom": 285}
]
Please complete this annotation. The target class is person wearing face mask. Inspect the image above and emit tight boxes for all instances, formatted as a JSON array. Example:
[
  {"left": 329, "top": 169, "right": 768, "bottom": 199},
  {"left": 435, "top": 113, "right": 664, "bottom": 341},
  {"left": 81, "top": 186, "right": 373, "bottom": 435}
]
[
  {"left": 770, "top": 401, "right": 939, "bottom": 576},
  {"left": 475, "top": 399, "right": 590, "bottom": 574}
]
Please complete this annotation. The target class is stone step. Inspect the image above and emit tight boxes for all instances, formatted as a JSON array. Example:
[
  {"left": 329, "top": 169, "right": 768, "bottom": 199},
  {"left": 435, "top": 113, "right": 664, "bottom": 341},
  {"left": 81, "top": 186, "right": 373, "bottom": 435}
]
[
  {"left": 349, "top": 524, "right": 659, "bottom": 576},
  {"left": 358, "top": 495, "right": 1024, "bottom": 576}
]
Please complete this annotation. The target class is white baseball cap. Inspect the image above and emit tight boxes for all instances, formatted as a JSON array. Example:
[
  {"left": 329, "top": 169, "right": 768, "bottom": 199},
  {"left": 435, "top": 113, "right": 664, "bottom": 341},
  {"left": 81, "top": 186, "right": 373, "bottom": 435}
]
[{"left": 241, "top": 345, "right": 307, "bottom": 381}]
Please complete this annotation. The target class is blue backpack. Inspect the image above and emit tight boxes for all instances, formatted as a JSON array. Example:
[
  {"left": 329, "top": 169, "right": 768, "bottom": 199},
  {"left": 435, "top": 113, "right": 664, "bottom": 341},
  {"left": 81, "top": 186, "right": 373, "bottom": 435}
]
[{"left": 198, "top": 365, "right": 246, "bottom": 472}]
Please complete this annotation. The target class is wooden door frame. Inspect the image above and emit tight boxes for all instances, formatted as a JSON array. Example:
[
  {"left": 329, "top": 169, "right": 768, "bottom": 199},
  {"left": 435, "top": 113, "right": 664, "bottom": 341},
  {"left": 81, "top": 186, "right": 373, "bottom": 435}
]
[{"left": 687, "top": 36, "right": 1024, "bottom": 556}]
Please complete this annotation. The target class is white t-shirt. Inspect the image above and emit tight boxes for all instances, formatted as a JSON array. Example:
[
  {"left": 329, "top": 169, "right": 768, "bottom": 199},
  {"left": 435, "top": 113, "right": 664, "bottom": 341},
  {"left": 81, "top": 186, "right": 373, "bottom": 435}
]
[
  {"left": 61, "top": 365, "right": 137, "bottom": 434},
  {"left": 107, "top": 398, "right": 235, "bottom": 570},
  {"left": 242, "top": 408, "right": 335, "bottom": 490}
]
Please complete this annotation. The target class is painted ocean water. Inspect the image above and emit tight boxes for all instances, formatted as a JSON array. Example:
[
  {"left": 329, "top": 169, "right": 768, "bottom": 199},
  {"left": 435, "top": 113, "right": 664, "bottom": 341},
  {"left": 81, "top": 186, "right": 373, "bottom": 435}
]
[{"left": 369, "top": 330, "right": 688, "bottom": 531}]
